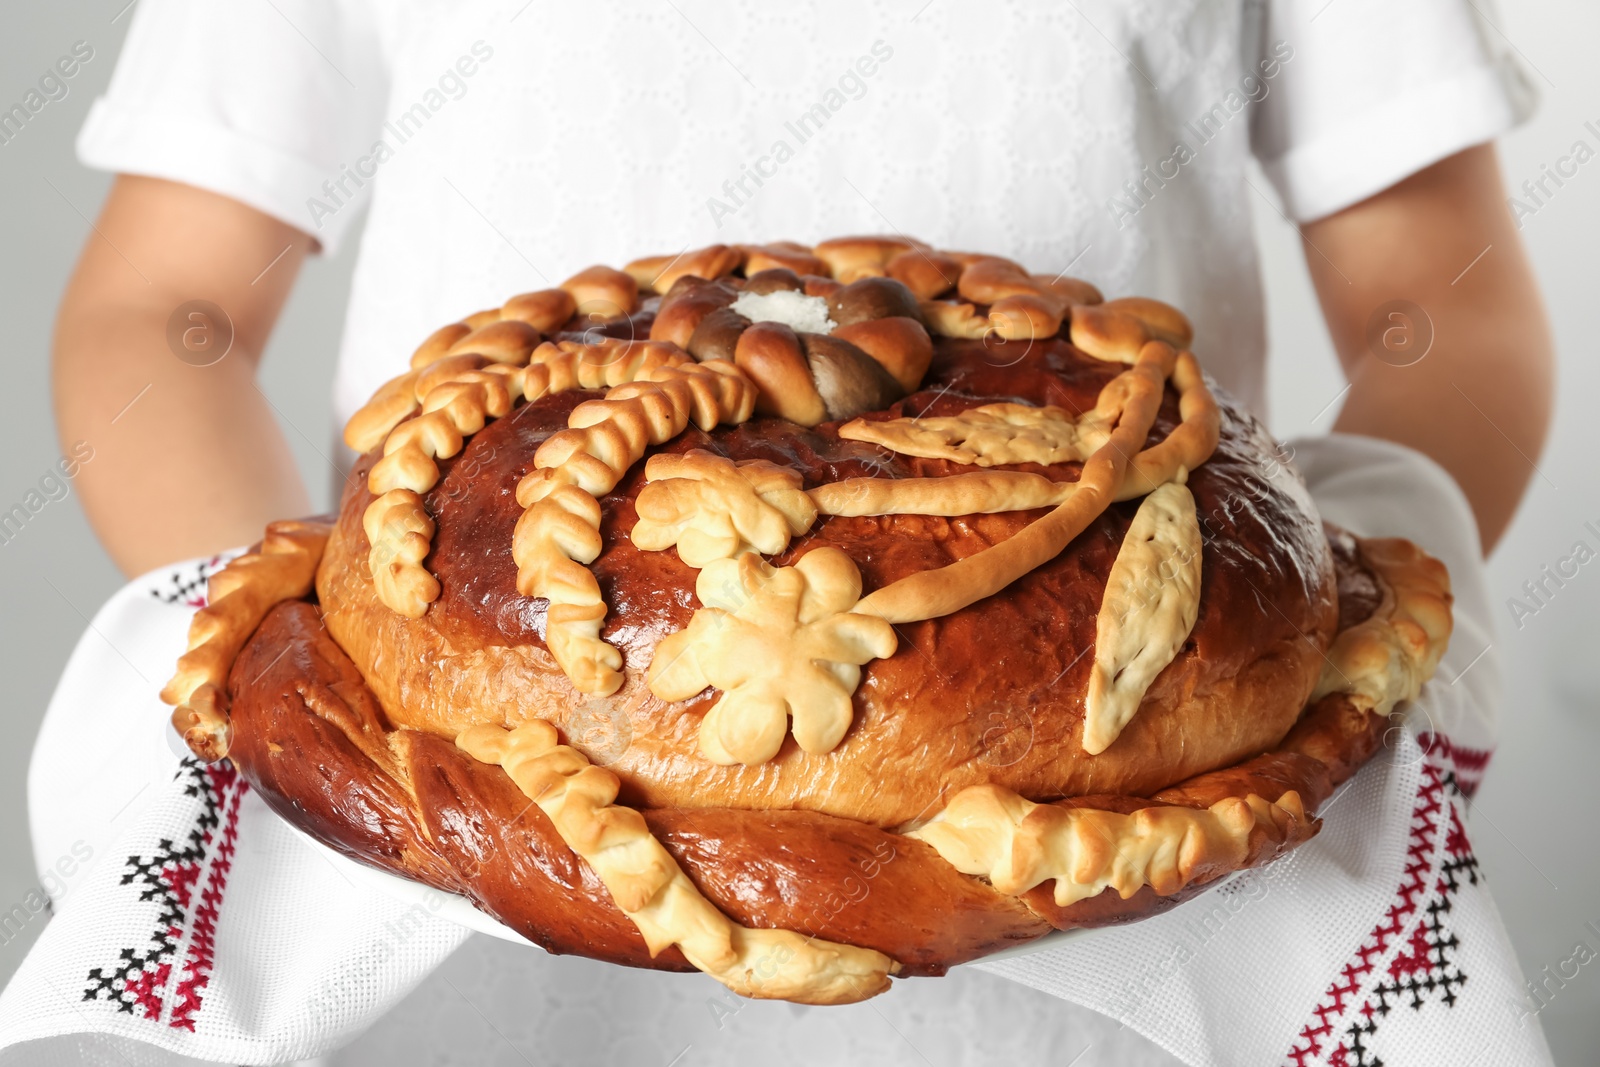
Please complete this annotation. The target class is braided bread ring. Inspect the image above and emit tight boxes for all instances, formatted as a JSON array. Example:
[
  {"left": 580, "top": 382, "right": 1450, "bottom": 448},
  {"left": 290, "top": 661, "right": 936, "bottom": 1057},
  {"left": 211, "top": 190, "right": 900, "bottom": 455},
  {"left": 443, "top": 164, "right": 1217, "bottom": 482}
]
[
  {"left": 513, "top": 362, "right": 758, "bottom": 695},
  {"left": 357, "top": 340, "right": 692, "bottom": 619},
  {"left": 363, "top": 489, "right": 438, "bottom": 619},
  {"left": 458, "top": 720, "right": 896, "bottom": 1004},
  {"left": 224, "top": 540, "right": 1411, "bottom": 999},
  {"left": 160, "top": 519, "right": 331, "bottom": 759},
  {"left": 202, "top": 236, "right": 1451, "bottom": 1008},
  {"left": 361, "top": 366, "right": 514, "bottom": 616}
]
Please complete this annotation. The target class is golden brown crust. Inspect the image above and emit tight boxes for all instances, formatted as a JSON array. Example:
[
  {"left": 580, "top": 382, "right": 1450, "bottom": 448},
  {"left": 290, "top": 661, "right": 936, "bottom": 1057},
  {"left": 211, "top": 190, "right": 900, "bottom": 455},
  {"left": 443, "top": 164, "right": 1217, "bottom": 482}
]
[
  {"left": 360, "top": 340, "right": 688, "bottom": 617},
  {"left": 812, "top": 235, "right": 926, "bottom": 283},
  {"left": 1034, "top": 275, "right": 1104, "bottom": 308},
  {"left": 649, "top": 279, "right": 735, "bottom": 348},
  {"left": 899, "top": 255, "right": 1127, "bottom": 343},
  {"left": 513, "top": 360, "right": 759, "bottom": 695},
  {"left": 734, "top": 321, "right": 826, "bottom": 425},
  {"left": 458, "top": 720, "right": 897, "bottom": 1004},
  {"left": 501, "top": 288, "right": 578, "bottom": 333},
  {"left": 343, "top": 371, "right": 421, "bottom": 453},
  {"left": 560, "top": 264, "right": 640, "bottom": 320},
  {"left": 625, "top": 244, "right": 743, "bottom": 294},
  {"left": 848, "top": 341, "right": 1214, "bottom": 625},
  {"left": 228, "top": 601, "right": 1053, "bottom": 975},
  {"left": 902, "top": 535, "right": 1430, "bottom": 921},
  {"left": 446, "top": 319, "right": 542, "bottom": 364},
  {"left": 161, "top": 519, "right": 332, "bottom": 759},
  {"left": 831, "top": 316, "right": 934, "bottom": 392},
  {"left": 409, "top": 323, "right": 473, "bottom": 369},
  {"left": 988, "top": 294, "right": 1064, "bottom": 341},
  {"left": 313, "top": 326, "right": 1337, "bottom": 828},
  {"left": 886, "top": 249, "right": 962, "bottom": 299},
  {"left": 1312, "top": 537, "right": 1453, "bottom": 715},
  {"left": 1068, "top": 299, "right": 1195, "bottom": 365},
  {"left": 176, "top": 236, "right": 1456, "bottom": 1004},
  {"left": 739, "top": 242, "right": 830, "bottom": 279},
  {"left": 920, "top": 298, "right": 992, "bottom": 339},
  {"left": 956, "top": 256, "right": 1040, "bottom": 304},
  {"left": 222, "top": 529, "right": 1406, "bottom": 984}
]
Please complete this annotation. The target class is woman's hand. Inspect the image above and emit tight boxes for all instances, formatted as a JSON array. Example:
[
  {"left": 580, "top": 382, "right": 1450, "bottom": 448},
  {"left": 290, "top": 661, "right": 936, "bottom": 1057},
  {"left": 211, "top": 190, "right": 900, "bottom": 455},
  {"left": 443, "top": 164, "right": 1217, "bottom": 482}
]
[
  {"left": 1303, "top": 143, "right": 1555, "bottom": 554},
  {"left": 53, "top": 175, "right": 315, "bottom": 576}
]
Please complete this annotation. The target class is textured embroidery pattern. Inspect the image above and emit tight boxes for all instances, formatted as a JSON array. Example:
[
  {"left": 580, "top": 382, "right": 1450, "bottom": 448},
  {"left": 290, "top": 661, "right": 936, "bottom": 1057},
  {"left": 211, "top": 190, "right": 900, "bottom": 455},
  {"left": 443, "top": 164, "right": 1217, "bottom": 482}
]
[
  {"left": 83, "top": 758, "right": 247, "bottom": 1032},
  {"left": 149, "top": 555, "right": 236, "bottom": 608},
  {"left": 1284, "top": 734, "right": 1491, "bottom": 1067}
]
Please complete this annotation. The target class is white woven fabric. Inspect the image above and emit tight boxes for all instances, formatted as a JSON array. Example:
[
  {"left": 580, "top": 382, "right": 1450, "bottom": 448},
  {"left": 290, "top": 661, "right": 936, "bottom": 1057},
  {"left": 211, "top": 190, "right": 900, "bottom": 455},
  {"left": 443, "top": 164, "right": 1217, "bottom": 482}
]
[{"left": 0, "top": 435, "right": 1555, "bottom": 1066}]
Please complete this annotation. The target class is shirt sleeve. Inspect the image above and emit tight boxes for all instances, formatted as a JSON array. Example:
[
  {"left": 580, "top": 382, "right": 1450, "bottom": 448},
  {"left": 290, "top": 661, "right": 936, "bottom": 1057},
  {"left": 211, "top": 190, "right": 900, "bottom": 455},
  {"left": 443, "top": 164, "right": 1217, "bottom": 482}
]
[
  {"left": 1249, "top": 0, "right": 1536, "bottom": 222},
  {"left": 76, "top": 0, "right": 388, "bottom": 254}
]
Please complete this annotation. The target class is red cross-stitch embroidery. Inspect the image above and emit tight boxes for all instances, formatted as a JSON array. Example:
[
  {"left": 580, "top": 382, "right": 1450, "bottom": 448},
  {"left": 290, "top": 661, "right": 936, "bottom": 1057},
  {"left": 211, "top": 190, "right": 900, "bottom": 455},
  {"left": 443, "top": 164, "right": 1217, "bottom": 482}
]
[
  {"left": 1283, "top": 734, "right": 1491, "bottom": 1067},
  {"left": 82, "top": 759, "right": 247, "bottom": 1031}
]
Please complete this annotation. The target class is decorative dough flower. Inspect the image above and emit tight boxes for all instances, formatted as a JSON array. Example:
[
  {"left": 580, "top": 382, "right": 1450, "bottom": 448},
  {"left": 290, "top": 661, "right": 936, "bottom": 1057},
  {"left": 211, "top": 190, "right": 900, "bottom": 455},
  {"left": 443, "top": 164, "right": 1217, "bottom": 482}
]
[
  {"left": 647, "top": 547, "right": 897, "bottom": 765},
  {"left": 631, "top": 450, "right": 818, "bottom": 567}
]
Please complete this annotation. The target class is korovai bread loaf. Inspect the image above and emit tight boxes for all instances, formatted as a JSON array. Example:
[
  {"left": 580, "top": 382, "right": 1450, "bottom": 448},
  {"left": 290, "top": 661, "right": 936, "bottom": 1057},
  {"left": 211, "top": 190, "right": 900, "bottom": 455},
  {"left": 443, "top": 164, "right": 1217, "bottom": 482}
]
[{"left": 163, "top": 236, "right": 1453, "bottom": 1005}]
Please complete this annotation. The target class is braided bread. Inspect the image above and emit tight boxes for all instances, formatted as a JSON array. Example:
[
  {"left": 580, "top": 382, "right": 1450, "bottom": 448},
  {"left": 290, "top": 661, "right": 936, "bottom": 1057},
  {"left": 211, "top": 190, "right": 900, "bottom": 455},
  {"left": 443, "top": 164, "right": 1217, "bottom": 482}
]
[
  {"left": 160, "top": 519, "right": 331, "bottom": 759},
  {"left": 167, "top": 236, "right": 1455, "bottom": 1006},
  {"left": 224, "top": 544, "right": 1389, "bottom": 993},
  {"left": 513, "top": 361, "right": 758, "bottom": 695},
  {"left": 458, "top": 720, "right": 896, "bottom": 1003},
  {"left": 361, "top": 489, "right": 436, "bottom": 619}
]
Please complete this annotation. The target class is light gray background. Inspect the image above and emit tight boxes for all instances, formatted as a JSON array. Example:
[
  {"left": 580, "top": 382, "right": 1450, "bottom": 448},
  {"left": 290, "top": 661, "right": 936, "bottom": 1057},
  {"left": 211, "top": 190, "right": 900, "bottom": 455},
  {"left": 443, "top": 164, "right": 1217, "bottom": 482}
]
[{"left": 1, "top": 2, "right": 1595, "bottom": 1063}]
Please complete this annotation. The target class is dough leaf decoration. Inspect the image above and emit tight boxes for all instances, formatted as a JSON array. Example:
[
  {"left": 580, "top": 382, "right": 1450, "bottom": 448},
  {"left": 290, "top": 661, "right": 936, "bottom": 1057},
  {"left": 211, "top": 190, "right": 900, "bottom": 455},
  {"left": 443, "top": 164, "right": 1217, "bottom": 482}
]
[
  {"left": 839, "top": 402, "right": 1111, "bottom": 467},
  {"left": 1082, "top": 481, "right": 1203, "bottom": 754}
]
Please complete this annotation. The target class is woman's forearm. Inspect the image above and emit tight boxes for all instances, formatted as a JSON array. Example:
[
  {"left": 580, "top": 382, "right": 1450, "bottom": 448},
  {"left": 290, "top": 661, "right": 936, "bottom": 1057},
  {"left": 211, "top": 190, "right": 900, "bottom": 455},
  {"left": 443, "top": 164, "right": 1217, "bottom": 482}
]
[
  {"left": 1303, "top": 144, "right": 1554, "bottom": 553},
  {"left": 54, "top": 302, "right": 312, "bottom": 576},
  {"left": 51, "top": 175, "right": 315, "bottom": 576},
  {"left": 1330, "top": 292, "right": 1553, "bottom": 554}
]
